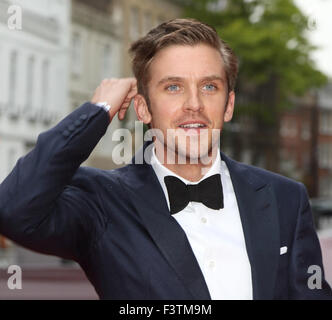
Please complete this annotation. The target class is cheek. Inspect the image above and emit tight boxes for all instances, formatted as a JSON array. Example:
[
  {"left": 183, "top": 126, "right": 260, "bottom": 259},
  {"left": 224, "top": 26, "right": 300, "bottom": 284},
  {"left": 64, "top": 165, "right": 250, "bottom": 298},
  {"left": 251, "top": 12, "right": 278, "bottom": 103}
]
[
  {"left": 150, "top": 106, "right": 170, "bottom": 129},
  {"left": 151, "top": 99, "right": 179, "bottom": 121},
  {"left": 208, "top": 104, "right": 225, "bottom": 121}
]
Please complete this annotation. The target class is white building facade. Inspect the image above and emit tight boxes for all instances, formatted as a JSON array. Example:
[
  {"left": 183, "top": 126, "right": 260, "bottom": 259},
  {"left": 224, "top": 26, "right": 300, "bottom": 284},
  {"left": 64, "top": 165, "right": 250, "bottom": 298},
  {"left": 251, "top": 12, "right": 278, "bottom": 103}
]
[
  {"left": 70, "top": 0, "right": 123, "bottom": 169},
  {"left": 0, "top": 0, "right": 71, "bottom": 182},
  {"left": 0, "top": 0, "right": 71, "bottom": 266}
]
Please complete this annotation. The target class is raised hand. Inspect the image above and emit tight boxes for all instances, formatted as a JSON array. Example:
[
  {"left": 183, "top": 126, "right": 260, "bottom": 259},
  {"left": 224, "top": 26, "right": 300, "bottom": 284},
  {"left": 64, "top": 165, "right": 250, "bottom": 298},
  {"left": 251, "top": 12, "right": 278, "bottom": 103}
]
[{"left": 91, "top": 78, "right": 138, "bottom": 121}]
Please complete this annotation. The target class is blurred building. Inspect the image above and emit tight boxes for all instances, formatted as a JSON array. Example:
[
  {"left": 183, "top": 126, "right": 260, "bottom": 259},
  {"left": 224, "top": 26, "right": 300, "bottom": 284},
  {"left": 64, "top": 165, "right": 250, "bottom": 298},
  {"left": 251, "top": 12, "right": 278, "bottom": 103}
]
[
  {"left": 0, "top": 0, "right": 182, "bottom": 267},
  {"left": 116, "top": 0, "right": 182, "bottom": 164},
  {"left": 0, "top": 0, "right": 71, "bottom": 266},
  {"left": 224, "top": 80, "right": 332, "bottom": 230},
  {"left": 70, "top": 0, "right": 182, "bottom": 170},
  {"left": 317, "top": 82, "right": 332, "bottom": 198},
  {"left": 116, "top": 0, "right": 182, "bottom": 78},
  {"left": 228, "top": 80, "right": 332, "bottom": 204},
  {"left": 279, "top": 82, "right": 332, "bottom": 201},
  {"left": 279, "top": 93, "right": 314, "bottom": 187},
  {"left": 69, "top": 0, "right": 123, "bottom": 170},
  {"left": 0, "top": 0, "right": 71, "bottom": 182}
]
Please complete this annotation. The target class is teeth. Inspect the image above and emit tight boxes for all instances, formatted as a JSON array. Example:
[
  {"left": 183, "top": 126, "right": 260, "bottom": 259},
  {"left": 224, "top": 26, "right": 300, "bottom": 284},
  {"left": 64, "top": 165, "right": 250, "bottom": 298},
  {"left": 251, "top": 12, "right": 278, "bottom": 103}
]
[{"left": 179, "top": 123, "right": 205, "bottom": 128}]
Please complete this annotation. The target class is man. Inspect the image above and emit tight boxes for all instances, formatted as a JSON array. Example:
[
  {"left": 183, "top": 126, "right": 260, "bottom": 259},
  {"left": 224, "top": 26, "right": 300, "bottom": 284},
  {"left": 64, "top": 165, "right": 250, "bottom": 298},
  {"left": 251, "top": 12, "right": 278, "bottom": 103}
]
[{"left": 0, "top": 18, "right": 331, "bottom": 300}]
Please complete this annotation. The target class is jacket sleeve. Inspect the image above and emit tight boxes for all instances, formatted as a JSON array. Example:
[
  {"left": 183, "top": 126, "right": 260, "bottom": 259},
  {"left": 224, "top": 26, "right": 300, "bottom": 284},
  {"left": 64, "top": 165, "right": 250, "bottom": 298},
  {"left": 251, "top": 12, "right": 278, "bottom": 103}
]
[
  {"left": 289, "top": 182, "right": 332, "bottom": 299},
  {"left": 0, "top": 102, "right": 111, "bottom": 262}
]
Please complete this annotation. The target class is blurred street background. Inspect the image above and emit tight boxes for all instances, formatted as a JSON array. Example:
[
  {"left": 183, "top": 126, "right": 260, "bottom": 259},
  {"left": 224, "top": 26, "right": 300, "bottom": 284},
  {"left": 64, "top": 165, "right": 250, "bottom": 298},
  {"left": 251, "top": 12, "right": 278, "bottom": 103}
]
[{"left": 0, "top": 0, "right": 332, "bottom": 299}]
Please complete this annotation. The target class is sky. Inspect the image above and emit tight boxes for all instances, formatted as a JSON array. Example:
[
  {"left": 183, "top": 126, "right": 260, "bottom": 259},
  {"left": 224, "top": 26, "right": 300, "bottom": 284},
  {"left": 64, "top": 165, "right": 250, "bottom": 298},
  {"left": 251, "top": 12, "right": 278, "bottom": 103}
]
[{"left": 295, "top": 0, "right": 332, "bottom": 78}]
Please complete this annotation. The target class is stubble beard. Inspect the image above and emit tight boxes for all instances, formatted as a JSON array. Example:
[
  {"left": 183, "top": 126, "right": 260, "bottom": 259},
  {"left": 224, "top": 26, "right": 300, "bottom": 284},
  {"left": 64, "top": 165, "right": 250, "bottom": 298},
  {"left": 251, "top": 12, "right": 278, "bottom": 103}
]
[{"left": 155, "top": 128, "right": 221, "bottom": 166}]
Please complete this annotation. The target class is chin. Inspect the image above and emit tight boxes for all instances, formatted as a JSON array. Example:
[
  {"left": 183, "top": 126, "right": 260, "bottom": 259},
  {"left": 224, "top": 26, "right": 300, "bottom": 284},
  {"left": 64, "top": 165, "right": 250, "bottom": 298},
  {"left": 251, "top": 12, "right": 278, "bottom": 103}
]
[{"left": 174, "top": 144, "right": 214, "bottom": 165}]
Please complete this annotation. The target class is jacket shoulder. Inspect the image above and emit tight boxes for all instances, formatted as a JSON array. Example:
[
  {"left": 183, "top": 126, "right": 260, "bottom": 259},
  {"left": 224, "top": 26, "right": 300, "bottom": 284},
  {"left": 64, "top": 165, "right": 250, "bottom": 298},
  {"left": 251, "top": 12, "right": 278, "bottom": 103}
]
[
  {"left": 225, "top": 156, "right": 305, "bottom": 196},
  {"left": 69, "top": 164, "right": 131, "bottom": 188},
  {"left": 241, "top": 162, "right": 302, "bottom": 187}
]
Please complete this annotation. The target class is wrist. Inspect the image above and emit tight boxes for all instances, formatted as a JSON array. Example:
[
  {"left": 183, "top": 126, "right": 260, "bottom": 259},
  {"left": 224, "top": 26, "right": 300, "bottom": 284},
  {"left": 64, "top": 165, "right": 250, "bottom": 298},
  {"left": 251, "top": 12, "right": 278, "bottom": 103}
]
[
  {"left": 93, "top": 101, "right": 112, "bottom": 122},
  {"left": 94, "top": 101, "right": 111, "bottom": 112}
]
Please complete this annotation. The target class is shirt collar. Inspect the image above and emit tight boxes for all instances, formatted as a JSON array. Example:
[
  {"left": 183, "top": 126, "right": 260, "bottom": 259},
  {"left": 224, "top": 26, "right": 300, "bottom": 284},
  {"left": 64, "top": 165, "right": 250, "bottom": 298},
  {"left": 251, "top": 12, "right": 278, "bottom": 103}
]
[
  {"left": 150, "top": 145, "right": 223, "bottom": 209},
  {"left": 151, "top": 146, "right": 222, "bottom": 182}
]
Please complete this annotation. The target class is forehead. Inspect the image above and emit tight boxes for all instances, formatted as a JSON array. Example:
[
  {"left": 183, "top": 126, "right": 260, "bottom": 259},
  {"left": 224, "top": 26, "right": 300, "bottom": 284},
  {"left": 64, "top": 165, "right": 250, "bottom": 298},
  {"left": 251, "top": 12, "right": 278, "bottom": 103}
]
[{"left": 148, "top": 44, "right": 225, "bottom": 82}]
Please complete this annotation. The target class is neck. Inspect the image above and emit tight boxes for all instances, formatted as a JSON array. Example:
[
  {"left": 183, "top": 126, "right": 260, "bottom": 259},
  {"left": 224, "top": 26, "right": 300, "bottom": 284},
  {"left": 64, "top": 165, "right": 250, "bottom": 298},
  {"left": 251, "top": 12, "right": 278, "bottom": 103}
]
[{"left": 154, "top": 145, "right": 218, "bottom": 182}]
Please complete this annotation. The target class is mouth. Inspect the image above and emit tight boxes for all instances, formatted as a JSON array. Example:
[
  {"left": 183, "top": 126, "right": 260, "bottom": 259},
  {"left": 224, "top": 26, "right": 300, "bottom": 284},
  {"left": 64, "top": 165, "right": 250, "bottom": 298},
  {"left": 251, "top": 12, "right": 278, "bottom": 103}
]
[{"left": 177, "top": 121, "right": 208, "bottom": 133}]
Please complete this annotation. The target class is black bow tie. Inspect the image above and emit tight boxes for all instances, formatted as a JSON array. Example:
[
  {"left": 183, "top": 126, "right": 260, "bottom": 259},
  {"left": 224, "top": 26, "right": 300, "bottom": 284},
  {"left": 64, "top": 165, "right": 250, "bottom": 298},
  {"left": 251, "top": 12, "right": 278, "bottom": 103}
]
[{"left": 164, "top": 174, "right": 224, "bottom": 214}]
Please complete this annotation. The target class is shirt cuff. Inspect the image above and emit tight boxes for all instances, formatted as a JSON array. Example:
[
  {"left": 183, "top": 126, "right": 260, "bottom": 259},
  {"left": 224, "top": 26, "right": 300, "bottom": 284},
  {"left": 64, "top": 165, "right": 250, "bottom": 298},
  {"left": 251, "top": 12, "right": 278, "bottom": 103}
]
[{"left": 94, "top": 102, "right": 111, "bottom": 112}]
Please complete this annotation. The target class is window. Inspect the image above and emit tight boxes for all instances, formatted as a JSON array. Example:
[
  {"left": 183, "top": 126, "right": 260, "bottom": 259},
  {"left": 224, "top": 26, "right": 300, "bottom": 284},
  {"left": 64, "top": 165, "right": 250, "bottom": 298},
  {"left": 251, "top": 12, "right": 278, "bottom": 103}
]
[
  {"left": 112, "top": 4, "right": 123, "bottom": 25},
  {"left": 143, "top": 11, "right": 152, "bottom": 34},
  {"left": 0, "top": 46, "right": 3, "bottom": 106},
  {"left": 7, "top": 148, "right": 16, "bottom": 173},
  {"left": 319, "top": 143, "right": 332, "bottom": 169},
  {"left": 80, "top": 0, "right": 110, "bottom": 12},
  {"left": 280, "top": 118, "right": 287, "bottom": 137},
  {"left": 319, "top": 176, "right": 332, "bottom": 197},
  {"left": 41, "top": 59, "right": 49, "bottom": 109},
  {"left": 26, "top": 55, "right": 35, "bottom": 110},
  {"left": 101, "top": 44, "right": 111, "bottom": 79},
  {"left": 280, "top": 117, "right": 297, "bottom": 138},
  {"left": 329, "top": 113, "right": 332, "bottom": 135},
  {"left": 241, "top": 149, "right": 252, "bottom": 165},
  {"left": 319, "top": 110, "right": 332, "bottom": 135},
  {"left": 71, "top": 33, "right": 82, "bottom": 76},
  {"left": 130, "top": 7, "right": 140, "bottom": 40},
  {"left": 8, "top": 51, "right": 18, "bottom": 105},
  {"left": 301, "top": 121, "right": 311, "bottom": 141}
]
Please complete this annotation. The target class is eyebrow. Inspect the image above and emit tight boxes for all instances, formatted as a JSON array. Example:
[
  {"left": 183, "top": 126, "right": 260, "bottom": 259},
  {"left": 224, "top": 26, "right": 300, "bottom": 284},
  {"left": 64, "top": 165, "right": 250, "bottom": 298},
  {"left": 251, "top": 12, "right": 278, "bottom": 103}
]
[{"left": 157, "top": 75, "right": 225, "bottom": 86}]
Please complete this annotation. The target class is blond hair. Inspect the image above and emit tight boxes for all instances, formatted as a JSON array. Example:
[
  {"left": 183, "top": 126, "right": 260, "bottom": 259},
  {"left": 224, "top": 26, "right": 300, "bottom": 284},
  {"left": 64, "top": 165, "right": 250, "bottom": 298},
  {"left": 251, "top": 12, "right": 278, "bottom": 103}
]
[{"left": 129, "top": 18, "right": 238, "bottom": 105}]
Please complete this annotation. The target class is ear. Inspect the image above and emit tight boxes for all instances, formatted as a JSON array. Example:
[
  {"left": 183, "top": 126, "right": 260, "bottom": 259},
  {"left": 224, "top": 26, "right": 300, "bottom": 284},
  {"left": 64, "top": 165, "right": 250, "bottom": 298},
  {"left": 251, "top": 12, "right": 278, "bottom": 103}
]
[
  {"left": 134, "top": 94, "right": 152, "bottom": 124},
  {"left": 224, "top": 91, "right": 235, "bottom": 122}
]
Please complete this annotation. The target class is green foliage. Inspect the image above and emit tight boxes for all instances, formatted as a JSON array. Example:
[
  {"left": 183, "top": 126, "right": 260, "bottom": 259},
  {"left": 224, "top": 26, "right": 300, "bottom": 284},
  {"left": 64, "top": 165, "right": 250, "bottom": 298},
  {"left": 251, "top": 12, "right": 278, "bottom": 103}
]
[{"left": 178, "top": 0, "right": 327, "bottom": 119}]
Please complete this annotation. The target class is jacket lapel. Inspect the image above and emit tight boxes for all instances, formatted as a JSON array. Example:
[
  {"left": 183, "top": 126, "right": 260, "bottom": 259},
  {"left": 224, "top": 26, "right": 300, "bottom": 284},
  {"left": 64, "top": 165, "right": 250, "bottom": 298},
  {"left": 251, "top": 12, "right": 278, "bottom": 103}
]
[
  {"left": 221, "top": 152, "right": 280, "bottom": 299},
  {"left": 120, "top": 142, "right": 280, "bottom": 300},
  {"left": 119, "top": 144, "right": 211, "bottom": 300}
]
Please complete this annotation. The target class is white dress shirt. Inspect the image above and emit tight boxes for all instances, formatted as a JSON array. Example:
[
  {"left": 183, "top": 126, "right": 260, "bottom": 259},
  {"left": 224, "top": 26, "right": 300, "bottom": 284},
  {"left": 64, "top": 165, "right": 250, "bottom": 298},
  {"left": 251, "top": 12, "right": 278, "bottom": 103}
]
[{"left": 150, "top": 147, "right": 253, "bottom": 300}]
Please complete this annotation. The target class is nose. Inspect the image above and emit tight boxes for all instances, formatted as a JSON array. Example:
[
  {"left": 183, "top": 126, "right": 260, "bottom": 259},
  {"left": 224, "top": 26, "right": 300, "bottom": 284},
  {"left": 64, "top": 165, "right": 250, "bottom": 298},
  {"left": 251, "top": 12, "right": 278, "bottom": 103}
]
[{"left": 183, "top": 87, "right": 203, "bottom": 112}]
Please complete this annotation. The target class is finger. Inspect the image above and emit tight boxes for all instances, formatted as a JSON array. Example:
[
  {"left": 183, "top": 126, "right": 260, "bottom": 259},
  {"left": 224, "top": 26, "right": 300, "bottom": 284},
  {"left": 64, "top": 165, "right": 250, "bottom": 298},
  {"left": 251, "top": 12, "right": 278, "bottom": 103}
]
[
  {"left": 118, "top": 108, "right": 127, "bottom": 121},
  {"left": 122, "top": 88, "right": 137, "bottom": 106},
  {"left": 120, "top": 101, "right": 131, "bottom": 114},
  {"left": 125, "top": 93, "right": 137, "bottom": 104},
  {"left": 118, "top": 110, "right": 124, "bottom": 121},
  {"left": 129, "top": 79, "right": 138, "bottom": 91},
  {"left": 126, "top": 87, "right": 137, "bottom": 101},
  {"left": 128, "top": 87, "right": 137, "bottom": 97},
  {"left": 118, "top": 102, "right": 131, "bottom": 120}
]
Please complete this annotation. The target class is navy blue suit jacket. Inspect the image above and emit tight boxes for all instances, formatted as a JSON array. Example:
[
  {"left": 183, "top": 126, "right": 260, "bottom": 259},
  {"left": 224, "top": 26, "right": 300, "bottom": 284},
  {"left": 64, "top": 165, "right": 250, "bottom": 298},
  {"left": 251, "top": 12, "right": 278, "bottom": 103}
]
[{"left": 0, "top": 102, "right": 331, "bottom": 299}]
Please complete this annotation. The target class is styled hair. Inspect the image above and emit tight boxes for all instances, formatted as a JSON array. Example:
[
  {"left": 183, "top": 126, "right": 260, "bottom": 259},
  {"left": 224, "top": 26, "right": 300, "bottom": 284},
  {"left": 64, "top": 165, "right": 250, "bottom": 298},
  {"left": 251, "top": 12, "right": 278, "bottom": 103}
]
[{"left": 129, "top": 18, "right": 238, "bottom": 106}]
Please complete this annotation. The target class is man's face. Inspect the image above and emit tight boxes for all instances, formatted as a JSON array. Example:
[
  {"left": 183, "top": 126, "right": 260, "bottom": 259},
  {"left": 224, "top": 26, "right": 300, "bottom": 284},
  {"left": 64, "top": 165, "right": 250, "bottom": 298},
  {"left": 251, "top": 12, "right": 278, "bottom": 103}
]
[{"left": 136, "top": 44, "right": 235, "bottom": 163}]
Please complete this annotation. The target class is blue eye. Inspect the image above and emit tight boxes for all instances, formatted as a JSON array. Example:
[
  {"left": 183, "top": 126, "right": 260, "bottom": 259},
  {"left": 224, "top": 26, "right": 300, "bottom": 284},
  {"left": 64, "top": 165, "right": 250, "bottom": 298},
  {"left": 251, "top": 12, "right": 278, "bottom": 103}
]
[
  {"left": 167, "top": 84, "right": 179, "bottom": 92},
  {"left": 203, "top": 84, "right": 216, "bottom": 91}
]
